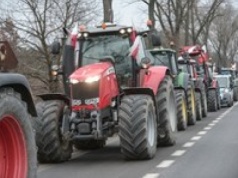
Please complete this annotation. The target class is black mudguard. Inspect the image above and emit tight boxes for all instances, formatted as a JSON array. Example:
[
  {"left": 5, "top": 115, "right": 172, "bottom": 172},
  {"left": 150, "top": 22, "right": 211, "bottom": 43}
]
[
  {"left": 37, "top": 93, "right": 70, "bottom": 106},
  {"left": 0, "top": 73, "right": 37, "bottom": 116}
]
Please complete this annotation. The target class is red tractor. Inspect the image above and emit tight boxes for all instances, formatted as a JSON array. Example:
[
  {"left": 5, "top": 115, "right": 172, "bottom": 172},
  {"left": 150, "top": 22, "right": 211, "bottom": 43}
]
[
  {"left": 180, "top": 45, "right": 220, "bottom": 112},
  {"left": 0, "top": 41, "right": 37, "bottom": 178},
  {"left": 34, "top": 23, "right": 177, "bottom": 162}
]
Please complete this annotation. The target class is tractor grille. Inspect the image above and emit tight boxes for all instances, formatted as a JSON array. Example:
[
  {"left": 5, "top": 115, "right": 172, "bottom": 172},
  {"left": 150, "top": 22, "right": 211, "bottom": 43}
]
[{"left": 71, "top": 81, "right": 99, "bottom": 104}]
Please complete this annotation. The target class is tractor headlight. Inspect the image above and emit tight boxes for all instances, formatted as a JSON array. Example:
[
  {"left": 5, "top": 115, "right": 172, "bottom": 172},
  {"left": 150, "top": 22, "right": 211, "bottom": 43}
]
[
  {"left": 224, "top": 88, "right": 229, "bottom": 93},
  {"left": 119, "top": 29, "right": 126, "bottom": 34},
  {"left": 70, "top": 78, "right": 80, "bottom": 84},
  {"left": 85, "top": 76, "right": 100, "bottom": 83}
]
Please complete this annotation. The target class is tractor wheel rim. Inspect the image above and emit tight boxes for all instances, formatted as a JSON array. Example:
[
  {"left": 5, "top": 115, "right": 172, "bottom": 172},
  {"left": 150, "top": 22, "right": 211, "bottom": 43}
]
[
  {"left": 182, "top": 99, "right": 187, "bottom": 124},
  {"left": 147, "top": 108, "right": 155, "bottom": 147},
  {"left": 169, "top": 92, "right": 177, "bottom": 132},
  {"left": 191, "top": 91, "right": 196, "bottom": 115},
  {"left": 0, "top": 115, "right": 28, "bottom": 178}
]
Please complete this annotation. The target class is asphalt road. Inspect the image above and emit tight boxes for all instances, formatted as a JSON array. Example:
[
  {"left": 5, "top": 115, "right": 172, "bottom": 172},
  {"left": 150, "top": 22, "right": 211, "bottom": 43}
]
[{"left": 37, "top": 103, "right": 238, "bottom": 178}]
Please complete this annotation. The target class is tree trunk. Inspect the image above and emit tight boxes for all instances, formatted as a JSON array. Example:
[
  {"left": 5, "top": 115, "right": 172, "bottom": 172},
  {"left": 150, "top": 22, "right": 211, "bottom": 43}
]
[
  {"left": 103, "top": 0, "right": 113, "bottom": 23},
  {"left": 148, "top": 0, "right": 155, "bottom": 29}
]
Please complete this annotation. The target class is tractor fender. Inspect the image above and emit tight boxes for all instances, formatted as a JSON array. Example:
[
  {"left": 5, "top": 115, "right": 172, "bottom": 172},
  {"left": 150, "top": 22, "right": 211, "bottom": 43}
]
[
  {"left": 140, "top": 66, "right": 171, "bottom": 95},
  {"left": 174, "top": 72, "right": 191, "bottom": 90},
  {"left": 174, "top": 86, "right": 186, "bottom": 93},
  {"left": 211, "top": 79, "right": 219, "bottom": 88},
  {"left": 122, "top": 87, "right": 159, "bottom": 118},
  {"left": 0, "top": 73, "right": 37, "bottom": 116},
  {"left": 194, "top": 88, "right": 201, "bottom": 94},
  {"left": 37, "top": 93, "right": 70, "bottom": 106}
]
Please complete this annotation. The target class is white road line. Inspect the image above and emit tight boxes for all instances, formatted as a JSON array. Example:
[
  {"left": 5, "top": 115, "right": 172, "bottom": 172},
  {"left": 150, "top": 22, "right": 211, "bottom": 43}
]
[
  {"left": 143, "top": 173, "right": 160, "bottom": 178},
  {"left": 157, "top": 160, "right": 175, "bottom": 168},
  {"left": 183, "top": 142, "right": 195, "bottom": 147},
  {"left": 191, "top": 136, "right": 201, "bottom": 141},
  {"left": 171, "top": 150, "right": 186, "bottom": 157},
  {"left": 204, "top": 126, "right": 212, "bottom": 130},
  {"left": 198, "top": 131, "right": 207, "bottom": 135},
  {"left": 212, "top": 120, "right": 219, "bottom": 123},
  {"left": 216, "top": 117, "right": 222, "bottom": 120},
  {"left": 208, "top": 123, "right": 216, "bottom": 126}
]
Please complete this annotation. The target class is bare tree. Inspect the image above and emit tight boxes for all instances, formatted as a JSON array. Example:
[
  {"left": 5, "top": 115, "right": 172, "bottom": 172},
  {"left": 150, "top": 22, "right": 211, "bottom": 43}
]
[
  {"left": 0, "top": 0, "right": 99, "bottom": 92},
  {"left": 209, "top": 4, "right": 238, "bottom": 67}
]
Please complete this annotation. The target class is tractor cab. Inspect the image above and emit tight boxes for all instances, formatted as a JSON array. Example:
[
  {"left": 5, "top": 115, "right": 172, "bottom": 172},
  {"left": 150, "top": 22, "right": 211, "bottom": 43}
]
[
  {"left": 177, "top": 55, "right": 197, "bottom": 79},
  {"left": 59, "top": 23, "right": 135, "bottom": 95},
  {"left": 148, "top": 48, "right": 179, "bottom": 76}
]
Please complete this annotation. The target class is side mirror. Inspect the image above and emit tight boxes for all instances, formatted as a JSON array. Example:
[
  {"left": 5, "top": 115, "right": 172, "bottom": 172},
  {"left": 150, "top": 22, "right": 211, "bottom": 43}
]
[
  {"left": 51, "top": 40, "right": 61, "bottom": 55},
  {"left": 141, "top": 57, "right": 151, "bottom": 69}
]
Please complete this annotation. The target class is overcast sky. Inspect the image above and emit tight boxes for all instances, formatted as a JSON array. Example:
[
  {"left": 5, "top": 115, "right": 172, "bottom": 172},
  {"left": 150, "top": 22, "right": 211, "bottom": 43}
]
[{"left": 112, "top": 1, "right": 147, "bottom": 29}]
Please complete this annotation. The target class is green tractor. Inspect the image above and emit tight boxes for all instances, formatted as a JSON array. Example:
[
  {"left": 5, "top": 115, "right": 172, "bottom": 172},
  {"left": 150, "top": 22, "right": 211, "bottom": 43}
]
[
  {"left": 147, "top": 48, "right": 197, "bottom": 131},
  {"left": 177, "top": 55, "right": 203, "bottom": 121}
]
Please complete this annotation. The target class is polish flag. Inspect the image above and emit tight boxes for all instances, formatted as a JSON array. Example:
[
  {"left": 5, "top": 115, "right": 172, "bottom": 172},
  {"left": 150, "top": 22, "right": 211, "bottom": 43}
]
[
  {"left": 129, "top": 36, "right": 145, "bottom": 64},
  {"left": 71, "top": 23, "right": 78, "bottom": 47}
]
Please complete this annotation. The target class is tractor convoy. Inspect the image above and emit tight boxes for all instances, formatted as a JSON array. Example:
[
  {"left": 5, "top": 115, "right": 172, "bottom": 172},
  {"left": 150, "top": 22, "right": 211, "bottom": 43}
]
[
  {"left": 32, "top": 23, "right": 238, "bottom": 165},
  {"left": 2, "top": 22, "right": 237, "bottom": 178}
]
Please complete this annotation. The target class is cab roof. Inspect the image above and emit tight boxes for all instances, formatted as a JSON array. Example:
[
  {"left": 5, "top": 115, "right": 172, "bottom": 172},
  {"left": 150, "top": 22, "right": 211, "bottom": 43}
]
[{"left": 81, "top": 25, "right": 133, "bottom": 34}]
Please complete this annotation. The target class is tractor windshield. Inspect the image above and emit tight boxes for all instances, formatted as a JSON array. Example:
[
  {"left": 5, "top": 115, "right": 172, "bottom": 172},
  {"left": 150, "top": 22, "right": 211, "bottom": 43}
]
[
  {"left": 152, "top": 52, "right": 170, "bottom": 68},
  {"left": 77, "top": 34, "right": 132, "bottom": 87},
  {"left": 216, "top": 77, "right": 229, "bottom": 88},
  {"left": 220, "top": 70, "right": 231, "bottom": 76},
  {"left": 178, "top": 63, "right": 189, "bottom": 73},
  {"left": 196, "top": 64, "right": 205, "bottom": 77},
  {"left": 80, "top": 35, "right": 130, "bottom": 67}
]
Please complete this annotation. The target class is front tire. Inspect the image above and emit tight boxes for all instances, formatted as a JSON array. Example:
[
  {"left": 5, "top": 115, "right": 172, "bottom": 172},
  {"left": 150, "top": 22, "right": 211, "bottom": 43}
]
[
  {"left": 0, "top": 88, "right": 37, "bottom": 178},
  {"left": 187, "top": 87, "right": 196, "bottom": 125},
  {"left": 195, "top": 92, "right": 202, "bottom": 121},
  {"left": 157, "top": 76, "right": 177, "bottom": 146},
  {"left": 35, "top": 100, "right": 73, "bottom": 163},
  {"left": 176, "top": 91, "right": 188, "bottom": 131},
  {"left": 119, "top": 94, "right": 157, "bottom": 160},
  {"left": 208, "top": 90, "right": 218, "bottom": 112}
]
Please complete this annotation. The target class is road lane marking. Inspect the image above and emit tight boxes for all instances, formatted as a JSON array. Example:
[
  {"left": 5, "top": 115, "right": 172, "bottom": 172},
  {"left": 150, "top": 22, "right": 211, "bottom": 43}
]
[
  {"left": 143, "top": 173, "right": 160, "bottom": 178},
  {"left": 208, "top": 123, "right": 215, "bottom": 126},
  {"left": 216, "top": 117, "right": 222, "bottom": 120},
  {"left": 171, "top": 150, "right": 186, "bottom": 157},
  {"left": 198, "top": 131, "right": 207, "bottom": 135},
  {"left": 191, "top": 136, "right": 201, "bottom": 141},
  {"left": 157, "top": 160, "right": 175, "bottom": 168},
  {"left": 204, "top": 126, "right": 212, "bottom": 130},
  {"left": 212, "top": 120, "right": 219, "bottom": 123},
  {"left": 183, "top": 142, "right": 195, "bottom": 147}
]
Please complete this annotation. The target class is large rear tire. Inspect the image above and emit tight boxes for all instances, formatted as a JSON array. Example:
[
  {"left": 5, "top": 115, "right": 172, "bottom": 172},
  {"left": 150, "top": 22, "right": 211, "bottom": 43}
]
[
  {"left": 119, "top": 94, "right": 157, "bottom": 160},
  {"left": 195, "top": 92, "right": 202, "bottom": 121},
  {"left": 176, "top": 91, "right": 188, "bottom": 131},
  {"left": 187, "top": 87, "right": 196, "bottom": 125},
  {"left": 35, "top": 100, "right": 73, "bottom": 163},
  {"left": 157, "top": 76, "right": 177, "bottom": 146},
  {"left": 208, "top": 90, "right": 218, "bottom": 112},
  {"left": 200, "top": 84, "right": 208, "bottom": 117},
  {"left": 0, "top": 88, "right": 37, "bottom": 178},
  {"left": 74, "top": 140, "right": 105, "bottom": 150}
]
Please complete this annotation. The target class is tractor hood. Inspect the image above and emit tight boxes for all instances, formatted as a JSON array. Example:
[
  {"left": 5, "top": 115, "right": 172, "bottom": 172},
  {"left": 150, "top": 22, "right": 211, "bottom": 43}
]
[{"left": 69, "top": 62, "right": 113, "bottom": 82}]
